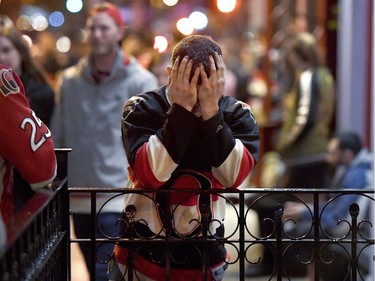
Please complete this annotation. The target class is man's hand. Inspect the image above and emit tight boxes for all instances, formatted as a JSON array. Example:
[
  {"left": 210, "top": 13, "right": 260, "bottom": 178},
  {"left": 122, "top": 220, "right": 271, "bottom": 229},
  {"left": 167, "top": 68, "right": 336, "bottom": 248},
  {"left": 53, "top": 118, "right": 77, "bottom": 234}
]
[
  {"left": 167, "top": 56, "right": 200, "bottom": 112},
  {"left": 198, "top": 52, "right": 225, "bottom": 120}
]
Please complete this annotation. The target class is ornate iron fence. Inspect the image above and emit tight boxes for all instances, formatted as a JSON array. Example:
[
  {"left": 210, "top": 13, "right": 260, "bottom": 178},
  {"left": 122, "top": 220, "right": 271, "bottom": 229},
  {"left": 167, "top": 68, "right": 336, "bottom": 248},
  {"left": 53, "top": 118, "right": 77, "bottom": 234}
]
[
  {"left": 1, "top": 146, "right": 373, "bottom": 281},
  {"left": 0, "top": 148, "right": 71, "bottom": 281},
  {"left": 69, "top": 187, "right": 374, "bottom": 281}
]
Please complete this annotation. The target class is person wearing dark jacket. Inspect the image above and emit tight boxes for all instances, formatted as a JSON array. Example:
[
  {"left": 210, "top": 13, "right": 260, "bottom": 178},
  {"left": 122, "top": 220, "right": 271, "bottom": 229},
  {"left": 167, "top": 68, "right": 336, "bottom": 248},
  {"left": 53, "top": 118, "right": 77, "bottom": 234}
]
[
  {"left": 109, "top": 35, "right": 260, "bottom": 281},
  {"left": 0, "top": 17, "right": 55, "bottom": 126}
]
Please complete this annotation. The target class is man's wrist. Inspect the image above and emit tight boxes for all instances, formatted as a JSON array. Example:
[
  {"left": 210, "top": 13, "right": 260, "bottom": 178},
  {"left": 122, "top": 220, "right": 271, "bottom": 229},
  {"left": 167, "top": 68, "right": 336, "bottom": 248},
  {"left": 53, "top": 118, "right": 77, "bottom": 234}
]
[{"left": 200, "top": 105, "right": 219, "bottom": 120}]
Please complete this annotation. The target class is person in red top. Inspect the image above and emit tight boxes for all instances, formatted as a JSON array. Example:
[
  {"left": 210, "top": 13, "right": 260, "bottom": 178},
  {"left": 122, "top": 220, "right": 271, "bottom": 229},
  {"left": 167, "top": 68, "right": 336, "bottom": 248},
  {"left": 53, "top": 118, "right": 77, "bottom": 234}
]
[{"left": 0, "top": 64, "right": 57, "bottom": 223}]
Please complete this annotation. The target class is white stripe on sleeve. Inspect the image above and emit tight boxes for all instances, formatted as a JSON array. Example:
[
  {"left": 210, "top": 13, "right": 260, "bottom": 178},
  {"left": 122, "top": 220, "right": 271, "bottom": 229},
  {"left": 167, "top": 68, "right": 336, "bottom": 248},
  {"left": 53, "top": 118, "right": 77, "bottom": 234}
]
[
  {"left": 147, "top": 135, "right": 178, "bottom": 182},
  {"left": 212, "top": 139, "right": 243, "bottom": 187}
]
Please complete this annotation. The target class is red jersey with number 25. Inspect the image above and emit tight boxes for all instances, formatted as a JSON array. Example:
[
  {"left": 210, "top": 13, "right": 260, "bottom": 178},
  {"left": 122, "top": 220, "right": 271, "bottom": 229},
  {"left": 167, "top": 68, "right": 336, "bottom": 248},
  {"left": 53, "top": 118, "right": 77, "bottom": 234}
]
[{"left": 0, "top": 64, "right": 57, "bottom": 222}]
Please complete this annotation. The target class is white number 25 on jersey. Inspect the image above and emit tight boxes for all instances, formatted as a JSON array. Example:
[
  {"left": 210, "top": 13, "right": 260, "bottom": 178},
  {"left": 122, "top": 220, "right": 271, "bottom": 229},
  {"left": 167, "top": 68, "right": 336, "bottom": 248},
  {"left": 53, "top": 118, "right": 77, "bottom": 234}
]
[{"left": 20, "top": 110, "right": 52, "bottom": 152}]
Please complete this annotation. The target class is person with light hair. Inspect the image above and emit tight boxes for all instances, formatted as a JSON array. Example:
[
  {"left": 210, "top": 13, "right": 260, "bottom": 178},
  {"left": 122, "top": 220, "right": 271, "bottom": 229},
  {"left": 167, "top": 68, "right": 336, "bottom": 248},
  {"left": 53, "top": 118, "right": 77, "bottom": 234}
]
[{"left": 51, "top": 2, "right": 157, "bottom": 280}]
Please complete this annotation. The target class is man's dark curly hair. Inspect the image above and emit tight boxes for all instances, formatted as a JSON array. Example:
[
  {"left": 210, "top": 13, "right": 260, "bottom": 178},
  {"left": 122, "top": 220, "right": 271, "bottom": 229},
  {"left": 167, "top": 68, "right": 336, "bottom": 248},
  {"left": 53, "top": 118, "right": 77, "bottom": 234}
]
[{"left": 171, "top": 35, "right": 222, "bottom": 83}]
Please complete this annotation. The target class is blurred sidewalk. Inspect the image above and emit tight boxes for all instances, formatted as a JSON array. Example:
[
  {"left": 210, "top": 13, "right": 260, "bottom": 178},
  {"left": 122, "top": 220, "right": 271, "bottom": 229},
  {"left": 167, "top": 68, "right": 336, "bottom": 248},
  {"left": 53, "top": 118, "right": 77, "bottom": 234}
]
[{"left": 70, "top": 219, "right": 90, "bottom": 281}]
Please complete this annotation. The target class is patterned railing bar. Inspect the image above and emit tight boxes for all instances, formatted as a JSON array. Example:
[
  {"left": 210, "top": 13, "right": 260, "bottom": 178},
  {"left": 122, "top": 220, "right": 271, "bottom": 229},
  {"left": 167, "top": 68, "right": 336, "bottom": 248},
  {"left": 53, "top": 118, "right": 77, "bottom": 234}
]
[
  {"left": 68, "top": 187, "right": 374, "bottom": 281},
  {"left": 351, "top": 203, "right": 359, "bottom": 281},
  {"left": 0, "top": 148, "right": 70, "bottom": 281}
]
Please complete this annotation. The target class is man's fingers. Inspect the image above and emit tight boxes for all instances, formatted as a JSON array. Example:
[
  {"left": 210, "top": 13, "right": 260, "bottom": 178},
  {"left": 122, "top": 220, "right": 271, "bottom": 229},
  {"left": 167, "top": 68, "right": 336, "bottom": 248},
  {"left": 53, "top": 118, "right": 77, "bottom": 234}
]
[
  {"left": 199, "top": 63, "right": 207, "bottom": 80},
  {"left": 215, "top": 52, "right": 225, "bottom": 77},
  {"left": 190, "top": 66, "right": 200, "bottom": 85},
  {"left": 178, "top": 56, "right": 189, "bottom": 80},
  {"left": 184, "top": 59, "right": 193, "bottom": 82},
  {"left": 209, "top": 55, "right": 216, "bottom": 76},
  {"left": 171, "top": 56, "right": 180, "bottom": 76}
]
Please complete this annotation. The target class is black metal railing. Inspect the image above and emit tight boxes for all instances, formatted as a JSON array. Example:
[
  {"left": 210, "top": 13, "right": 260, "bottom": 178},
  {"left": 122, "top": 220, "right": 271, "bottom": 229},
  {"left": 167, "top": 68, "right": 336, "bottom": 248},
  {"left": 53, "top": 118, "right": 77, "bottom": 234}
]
[
  {"left": 0, "top": 148, "right": 71, "bottom": 281},
  {"left": 69, "top": 187, "right": 374, "bottom": 281},
  {"left": 1, "top": 145, "right": 373, "bottom": 281}
]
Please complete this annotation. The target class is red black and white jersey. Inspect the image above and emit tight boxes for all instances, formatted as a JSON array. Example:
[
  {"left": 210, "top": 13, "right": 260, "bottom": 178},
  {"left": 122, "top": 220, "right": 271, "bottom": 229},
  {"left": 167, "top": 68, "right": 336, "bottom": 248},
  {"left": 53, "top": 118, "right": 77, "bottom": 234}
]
[
  {"left": 112, "top": 85, "right": 259, "bottom": 280},
  {"left": 0, "top": 65, "right": 57, "bottom": 222},
  {"left": 122, "top": 85, "right": 259, "bottom": 190}
]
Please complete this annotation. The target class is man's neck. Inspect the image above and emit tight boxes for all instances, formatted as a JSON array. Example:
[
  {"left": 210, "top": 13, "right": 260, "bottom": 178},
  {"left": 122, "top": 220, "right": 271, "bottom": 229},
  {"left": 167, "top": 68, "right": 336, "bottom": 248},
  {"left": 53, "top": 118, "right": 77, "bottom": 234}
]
[{"left": 92, "top": 50, "right": 118, "bottom": 73}]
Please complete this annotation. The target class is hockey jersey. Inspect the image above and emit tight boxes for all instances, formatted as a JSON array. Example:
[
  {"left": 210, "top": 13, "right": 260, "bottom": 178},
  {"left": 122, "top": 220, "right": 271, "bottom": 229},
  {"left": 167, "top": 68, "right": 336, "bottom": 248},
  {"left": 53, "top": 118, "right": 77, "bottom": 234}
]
[
  {"left": 0, "top": 65, "right": 57, "bottom": 222},
  {"left": 111, "top": 85, "right": 259, "bottom": 280}
]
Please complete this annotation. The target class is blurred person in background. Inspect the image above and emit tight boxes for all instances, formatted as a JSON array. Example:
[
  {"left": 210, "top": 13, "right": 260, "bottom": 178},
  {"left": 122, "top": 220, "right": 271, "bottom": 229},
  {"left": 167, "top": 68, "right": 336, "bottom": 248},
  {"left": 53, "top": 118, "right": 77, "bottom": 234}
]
[
  {"left": 283, "top": 131, "right": 373, "bottom": 280},
  {"left": 50, "top": 2, "right": 157, "bottom": 280},
  {"left": 0, "top": 16, "right": 55, "bottom": 126},
  {"left": 247, "top": 31, "right": 335, "bottom": 277},
  {"left": 121, "top": 30, "right": 157, "bottom": 71},
  {"left": 150, "top": 52, "right": 171, "bottom": 86},
  {"left": 231, "top": 36, "right": 268, "bottom": 126},
  {"left": 284, "top": 131, "right": 373, "bottom": 230},
  {"left": 33, "top": 30, "right": 77, "bottom": 88},
  {"left": 0, "top": 15, "right": 56, "bottom": 209},
  {"left": 273, "top": 31, "right": 335, "bottom": 188}
]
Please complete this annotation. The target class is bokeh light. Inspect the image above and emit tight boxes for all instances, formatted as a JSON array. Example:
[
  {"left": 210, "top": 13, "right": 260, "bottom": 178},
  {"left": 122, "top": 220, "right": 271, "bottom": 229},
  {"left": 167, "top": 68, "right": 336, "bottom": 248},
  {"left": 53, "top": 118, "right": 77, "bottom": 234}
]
[
  {"left": 21, "top": 35, "right": 32, "bottom": 48},
  {"left": 163, "top": 0, "right": 179, "bottom": 7},
  {"left": 153, "top": 35, "right": 169, "bottom": 53},
  {"left": 31, "top": 15, "right": 49, "bottom": 31},
  {"left": 16, "top": 15, "right": 31, "bottom": 31},
  {"left": 49, "top": 11, "right": 65, "bottom": 27},
  {"left": 189, "top": 10, "right": 208, "bottom": 30},
  {"left": 217, "top": 0, "right": 236, "bottom": 13},
  {"left": 56, "top": 36, "right": 71, "bottom": 53},
  {"left": 176, "top": 17, "right": 194, "bottom": 36},
  {"left": 66, "top": 0, "right": 83, "bottom": 13}
]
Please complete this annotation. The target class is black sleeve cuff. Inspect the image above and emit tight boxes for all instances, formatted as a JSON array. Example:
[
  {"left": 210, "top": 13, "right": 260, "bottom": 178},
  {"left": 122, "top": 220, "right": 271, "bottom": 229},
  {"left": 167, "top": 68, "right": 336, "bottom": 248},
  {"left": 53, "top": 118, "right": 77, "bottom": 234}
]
[
  {"left": 201, "top": 111, "right": 236, "bottom": 167},
  {"left": 156, "top": 103, "right": 199, "bottom": 163}
]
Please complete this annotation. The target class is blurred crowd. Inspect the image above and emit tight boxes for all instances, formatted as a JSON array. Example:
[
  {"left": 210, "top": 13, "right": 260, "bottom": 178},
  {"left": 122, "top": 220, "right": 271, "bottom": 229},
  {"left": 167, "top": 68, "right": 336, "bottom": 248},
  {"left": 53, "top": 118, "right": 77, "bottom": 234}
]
[{"left": 0, "top": 3, "right": 337, "bottom": 131}]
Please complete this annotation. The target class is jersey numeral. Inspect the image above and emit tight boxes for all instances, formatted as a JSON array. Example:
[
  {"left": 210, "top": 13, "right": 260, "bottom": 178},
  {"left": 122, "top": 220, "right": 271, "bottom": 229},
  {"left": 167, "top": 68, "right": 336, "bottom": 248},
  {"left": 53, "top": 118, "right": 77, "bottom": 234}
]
[{"left": 20, "top": 111, "right": 51, "bottom": 152}]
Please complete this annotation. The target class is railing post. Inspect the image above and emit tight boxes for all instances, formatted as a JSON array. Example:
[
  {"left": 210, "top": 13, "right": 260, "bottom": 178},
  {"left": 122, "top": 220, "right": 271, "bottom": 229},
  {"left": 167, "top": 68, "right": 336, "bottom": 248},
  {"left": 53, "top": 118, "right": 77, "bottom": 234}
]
[
  {"left": 350, "top": 203, "right": 360, "bottom": 281},
  {"left": 90, "top": 193, "right": 97, "bottom": 281},
  {"left": 313, "top": 191, "right": 320, "bottom": 281},
  {"left": 200, "top": 198, "right": 211, "bottom": 281},
  {"left": 239, "top": 190, "right": 245, "bottom": 281},
  {"left": 274, "top": 203, "right": 284, "bottom": 281},
  {"left": 54, "top": 148, "right": 71, "bottom": 281},
  {"left": 164, "top": 190, "right": 172, "bottom": 281},
  {"left": 164, "top": 240, "right": 171, "bottom": 281}
]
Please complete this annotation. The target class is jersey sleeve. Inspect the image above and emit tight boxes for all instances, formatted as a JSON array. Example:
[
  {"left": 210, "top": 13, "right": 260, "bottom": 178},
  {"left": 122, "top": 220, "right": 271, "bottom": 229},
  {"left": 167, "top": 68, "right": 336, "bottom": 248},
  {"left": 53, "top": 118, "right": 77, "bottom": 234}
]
[
  {"left": 209, "top": 99, "right": 259, "bottom": 188},
  {"left": 0, "top": 66, "right": 57, "bottom": 190},
  {"left": 122, "top": 92, "right": 259, "bottom": 190},
  {"left": 122, "top": 94, "right": 183, "bottom": 189}
]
